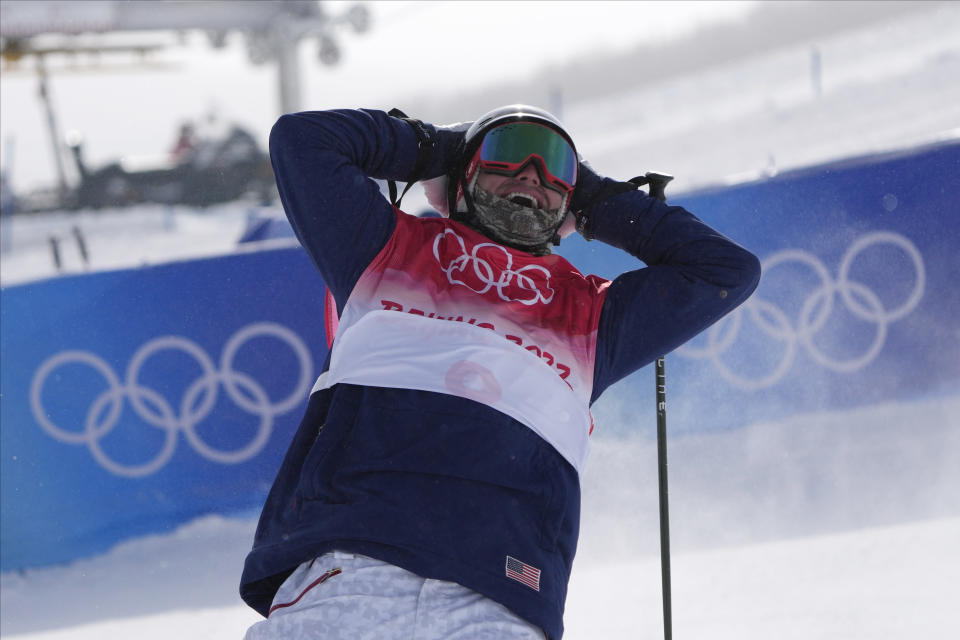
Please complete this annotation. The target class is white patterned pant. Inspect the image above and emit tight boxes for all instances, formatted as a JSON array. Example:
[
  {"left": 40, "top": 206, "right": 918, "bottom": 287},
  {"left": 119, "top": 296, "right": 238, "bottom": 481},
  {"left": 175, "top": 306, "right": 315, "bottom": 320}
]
[{"left": 244, "top": 551, "right": 546, "bottom": 639}]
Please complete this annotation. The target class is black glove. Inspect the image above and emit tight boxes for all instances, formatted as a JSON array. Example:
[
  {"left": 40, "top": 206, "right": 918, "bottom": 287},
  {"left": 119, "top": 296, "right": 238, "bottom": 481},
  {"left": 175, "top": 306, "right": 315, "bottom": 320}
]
[
  {"left": 571, "top": 168, "right": 673, "bottom": 240},
  {"left": 387, "top": 108, "right": 437, "bottom": 206},
  {"left": 387, "top": 109, "right": 471, "bottom": 207},
  {"left": 571, "top": 170, "right": 641, "bottom": 240}
]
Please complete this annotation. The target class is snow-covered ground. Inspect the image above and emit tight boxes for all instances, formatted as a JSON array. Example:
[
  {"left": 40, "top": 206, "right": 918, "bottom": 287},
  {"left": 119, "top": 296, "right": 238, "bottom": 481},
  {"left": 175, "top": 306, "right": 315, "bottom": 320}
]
[
  {"left": 3, "top": 513, "right": 957, "bottom": 639},
  {"left": 2, "top": 394, "right": 957, "bottom": 639},
  {"left": 0, "top": 202, "right": 263, "bottom": 287},
  {"left": 2, "top": 4, "right": 959, "bottom": 639}
]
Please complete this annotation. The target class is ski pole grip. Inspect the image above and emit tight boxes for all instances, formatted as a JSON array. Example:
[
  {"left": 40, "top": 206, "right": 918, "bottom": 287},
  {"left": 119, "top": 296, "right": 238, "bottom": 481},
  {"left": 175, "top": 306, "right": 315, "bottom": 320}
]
[{"left": 644, "top": 171, "right": 674, "bottom": 202}]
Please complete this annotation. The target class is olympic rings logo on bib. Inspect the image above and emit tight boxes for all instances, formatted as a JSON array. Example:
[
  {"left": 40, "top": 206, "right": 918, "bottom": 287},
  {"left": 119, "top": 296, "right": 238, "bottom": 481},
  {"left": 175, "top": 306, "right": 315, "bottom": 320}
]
[
  {"left": 679, "top": 230, "right": 924, "bottom": 390},
  {"left": 433, "top": 229, "right": 555, "bottom": 305},
  {"left": 29, "top": 322, "right": 314, "bottom": 477}
]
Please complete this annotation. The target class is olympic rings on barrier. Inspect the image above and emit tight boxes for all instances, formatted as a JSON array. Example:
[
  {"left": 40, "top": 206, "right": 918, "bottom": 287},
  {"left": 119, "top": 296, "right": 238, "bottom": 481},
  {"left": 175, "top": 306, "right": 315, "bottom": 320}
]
[
  {"left": 29, "top": 322, "right": 314, "bottom": 477},
  {"left": 678, "top": 230, "right": 925, "bottom": 390}
]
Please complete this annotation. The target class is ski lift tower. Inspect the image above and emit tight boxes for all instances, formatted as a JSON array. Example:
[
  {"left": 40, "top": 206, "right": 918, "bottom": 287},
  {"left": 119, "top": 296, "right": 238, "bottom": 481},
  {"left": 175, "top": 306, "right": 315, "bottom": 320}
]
[{"left": 1, "top": 0, "right": 371, "bottom": 122}]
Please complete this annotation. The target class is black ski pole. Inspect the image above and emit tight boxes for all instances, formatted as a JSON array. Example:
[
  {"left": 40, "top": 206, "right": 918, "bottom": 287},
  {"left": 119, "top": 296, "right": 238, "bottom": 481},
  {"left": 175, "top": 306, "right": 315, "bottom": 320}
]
[
  {"left": 645, "top": 171, "right": 674, "bottom": 640},
  {"left": 655, "top": 355, "right": 671, "bottom": 640}
]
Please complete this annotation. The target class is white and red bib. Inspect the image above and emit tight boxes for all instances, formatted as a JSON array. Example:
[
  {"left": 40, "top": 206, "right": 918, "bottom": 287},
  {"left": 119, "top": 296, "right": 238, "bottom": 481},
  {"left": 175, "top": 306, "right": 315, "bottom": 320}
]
[{"left": 313, "top": 211, "right": 609, "bottom": 473}]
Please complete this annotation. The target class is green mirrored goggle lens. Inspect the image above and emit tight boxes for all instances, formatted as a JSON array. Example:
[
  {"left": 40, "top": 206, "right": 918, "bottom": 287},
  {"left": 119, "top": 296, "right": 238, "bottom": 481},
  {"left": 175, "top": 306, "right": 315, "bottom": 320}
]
[{"left": 479, "top": 122, "right": 577, "bottom": 189}]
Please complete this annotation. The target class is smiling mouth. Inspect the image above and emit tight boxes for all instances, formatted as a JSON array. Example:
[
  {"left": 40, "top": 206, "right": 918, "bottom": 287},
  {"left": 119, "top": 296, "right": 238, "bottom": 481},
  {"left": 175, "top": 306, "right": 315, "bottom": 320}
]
[{"left": 505, "top": 192, "right": 541, "bottom": 209}]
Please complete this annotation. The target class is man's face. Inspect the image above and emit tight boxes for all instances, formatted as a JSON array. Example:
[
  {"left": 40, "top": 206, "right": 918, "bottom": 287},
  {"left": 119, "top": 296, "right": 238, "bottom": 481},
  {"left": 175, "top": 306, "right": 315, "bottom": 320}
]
[{"left": 475, "top": 162, "right": 564, "bottom": 213}]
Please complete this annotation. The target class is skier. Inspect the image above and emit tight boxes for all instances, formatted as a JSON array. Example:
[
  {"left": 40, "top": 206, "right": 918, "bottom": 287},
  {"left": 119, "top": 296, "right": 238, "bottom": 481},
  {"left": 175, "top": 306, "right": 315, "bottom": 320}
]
[
  {"left": 169, "top": 121, "right": 197, "bottom": 164},
  {"left": 240, "top": 105, "right": 760, "bottom": 639}
]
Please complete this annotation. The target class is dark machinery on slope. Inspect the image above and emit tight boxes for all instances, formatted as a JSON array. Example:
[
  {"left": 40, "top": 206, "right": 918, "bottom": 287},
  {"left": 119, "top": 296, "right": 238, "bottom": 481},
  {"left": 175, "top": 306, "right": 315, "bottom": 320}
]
[{"left": 65, "top": 125, "right": 276, "bottom": 209}]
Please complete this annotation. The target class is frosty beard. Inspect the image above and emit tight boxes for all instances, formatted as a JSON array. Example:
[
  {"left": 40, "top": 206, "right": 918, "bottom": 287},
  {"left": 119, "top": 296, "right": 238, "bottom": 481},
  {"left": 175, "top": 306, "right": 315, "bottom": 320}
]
[{"left": 466, "top": 185, "right": 566, "bottom": 256}]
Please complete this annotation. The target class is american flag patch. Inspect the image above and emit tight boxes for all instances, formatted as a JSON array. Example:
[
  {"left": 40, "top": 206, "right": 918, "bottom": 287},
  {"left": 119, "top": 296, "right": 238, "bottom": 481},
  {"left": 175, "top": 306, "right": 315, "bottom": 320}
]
[{"left": 505, "top": 555, "right": 541, "bottom": 592}]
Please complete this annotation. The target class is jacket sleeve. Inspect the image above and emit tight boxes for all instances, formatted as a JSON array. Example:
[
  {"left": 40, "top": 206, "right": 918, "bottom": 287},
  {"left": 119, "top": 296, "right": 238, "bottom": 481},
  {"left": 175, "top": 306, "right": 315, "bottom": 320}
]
[
  {"left": 582, "top": 168, "right": 762, "bottom": 402},
  {"left": 268, "top": 109, "right": 460, "bottom": 308}
]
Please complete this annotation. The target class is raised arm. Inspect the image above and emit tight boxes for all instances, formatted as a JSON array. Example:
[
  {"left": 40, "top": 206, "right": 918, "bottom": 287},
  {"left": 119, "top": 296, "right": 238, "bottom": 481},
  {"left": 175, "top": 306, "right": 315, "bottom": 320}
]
[
  {"left": 573, "top": 164, "right": 762, "bottom": 401},
  {"left": 268, "top": 109, "right": 460, "bottom": 306}
]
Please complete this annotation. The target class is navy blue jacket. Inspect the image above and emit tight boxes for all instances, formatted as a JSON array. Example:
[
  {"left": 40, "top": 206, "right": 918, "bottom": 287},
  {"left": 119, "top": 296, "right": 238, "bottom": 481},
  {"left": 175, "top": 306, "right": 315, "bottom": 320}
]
[{"left": 240, "top": 109, "right": 760, "bottom": 639}]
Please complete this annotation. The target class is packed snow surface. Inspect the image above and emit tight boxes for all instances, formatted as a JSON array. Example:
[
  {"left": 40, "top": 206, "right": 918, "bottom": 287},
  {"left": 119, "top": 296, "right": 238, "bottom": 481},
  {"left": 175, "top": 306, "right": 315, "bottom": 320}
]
[{"left": 3, "top": 512, "right": 957, "bottom": 639}]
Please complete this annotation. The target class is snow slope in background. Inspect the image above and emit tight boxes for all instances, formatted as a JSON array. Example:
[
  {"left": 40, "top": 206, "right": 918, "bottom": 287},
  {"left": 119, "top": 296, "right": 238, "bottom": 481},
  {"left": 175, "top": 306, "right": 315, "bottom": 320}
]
[
  {"left": 2, "top": 5, "right": 959, "bottom": 639},
  {"left": 566, "top": 2, "right": 960, "bottom": 189}
]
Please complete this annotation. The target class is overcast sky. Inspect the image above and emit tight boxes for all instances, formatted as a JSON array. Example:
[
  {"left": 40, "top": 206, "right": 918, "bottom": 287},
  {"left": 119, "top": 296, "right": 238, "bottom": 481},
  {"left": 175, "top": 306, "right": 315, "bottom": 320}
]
[{"left": 0, "top": 1, "right": 756, "bottom": 193}]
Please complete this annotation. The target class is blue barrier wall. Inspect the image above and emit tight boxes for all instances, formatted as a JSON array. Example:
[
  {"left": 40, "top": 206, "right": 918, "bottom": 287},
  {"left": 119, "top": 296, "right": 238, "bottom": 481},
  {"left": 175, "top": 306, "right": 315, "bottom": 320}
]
[
  {"left": 2, "top": 139, "right": 957, "bottom": 571},
  {"left": 1, "top": 244, "right": 330, "bottom": 570},
  {"left": 557, "top": 139, "right": 960, "bottom": 435}
]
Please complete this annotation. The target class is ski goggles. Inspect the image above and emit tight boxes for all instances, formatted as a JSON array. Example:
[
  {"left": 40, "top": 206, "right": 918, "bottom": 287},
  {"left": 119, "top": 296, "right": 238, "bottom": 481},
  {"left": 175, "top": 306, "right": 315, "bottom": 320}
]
[{"left": 476, "top": 122, "right": 578, "bottom": 195}]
